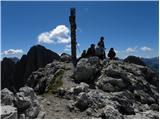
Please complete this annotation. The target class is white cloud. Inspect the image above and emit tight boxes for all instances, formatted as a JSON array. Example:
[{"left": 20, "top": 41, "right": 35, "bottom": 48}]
[
  {"left": 126, "top": 48, "right": 135, "bottom": 53},
  {"left": 126, "top": 46, "right": 137, "bottom": 53},
  {"left": 38, "top": 32, "right": 53, "bottom": 44},
  {"left": 115, "top": 50, "right": 119, "bottom": 54},
  {"left": 140, "top": 46, "right": 153, "bottom": 52},
  {"left": 38, "top": 25, "right": 71, "bottom": 44},
  {"left": 64, "top": 45, "right": 70, "bottom": 52},
  {"left": 65, "top": 44, "right": 71, "bottom": 48},
  {"left": 1, "top": 49, "right": 24, "bottom": 55},
  {"left": 64, "top": 48, "right": 70, "bottom": 52}
]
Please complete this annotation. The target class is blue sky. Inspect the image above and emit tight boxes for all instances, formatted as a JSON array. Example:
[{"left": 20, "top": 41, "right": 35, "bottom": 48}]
[{"left": 1, "top": 1, "right": 159, "bottom": 59}]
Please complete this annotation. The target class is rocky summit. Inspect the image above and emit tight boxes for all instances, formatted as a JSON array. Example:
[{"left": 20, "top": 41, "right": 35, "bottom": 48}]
[{"left": 1, "top": 56, "right": 159, "bottom": 119}]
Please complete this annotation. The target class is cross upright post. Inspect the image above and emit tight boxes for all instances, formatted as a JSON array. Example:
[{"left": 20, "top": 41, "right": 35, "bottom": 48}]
[{"left": 69, "top": 8, "right": 77, "bottom": 67}]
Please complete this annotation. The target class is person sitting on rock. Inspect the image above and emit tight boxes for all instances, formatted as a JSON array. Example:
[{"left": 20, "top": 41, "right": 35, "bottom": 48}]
[
  {"left": 96, "top": 45, "right": 106, "bottom": 60},
  {"left": 86, "top": 44, "right": 96, "bottom": 57},
  {"left": 81, "top": 50, "right": 87, "bottom": 58},
  {"left": 77, "top": 50, "right": 87, "bottom": 62},
  {"left": 98, "top": 36, "right": 105, "bottom": 49},
  {"left": 107, "top": 48, "right": 116, "bottom": 60}
]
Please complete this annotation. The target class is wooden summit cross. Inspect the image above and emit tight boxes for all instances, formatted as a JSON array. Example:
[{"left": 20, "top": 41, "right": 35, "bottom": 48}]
[{"left": 69, "top": 8, "right": 77, "bottom": 66}]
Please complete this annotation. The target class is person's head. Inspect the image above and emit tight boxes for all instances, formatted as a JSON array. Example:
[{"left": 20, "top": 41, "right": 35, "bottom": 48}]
[
  {"left": 83, "top": 50, "right": 86, "bottom": 53},
  {"left": 100, "top": 36, "right": 104, "bottom": 41},
  {"left": 110, "top": 48, "right": 114, "bottom": 51},
  {"left": 91, "top": 44, "right": 95, "bottom": 48}
]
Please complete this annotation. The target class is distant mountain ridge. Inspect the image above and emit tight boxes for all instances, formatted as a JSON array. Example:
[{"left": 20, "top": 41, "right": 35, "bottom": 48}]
[
  {"left": 1, "top": 45, "right": 61, "bottom": 90},
  {"left": 141, "top": 57, "right": 159, "bottom": 72},
  {"left": 10, "top": 57, "right": 19, "bottom": 63},
  {"left": 124, "top": 56, "right": 146, "bottom": 66},
  {"left": 122, "top": 55, "right": 159, "bottom": 73}
]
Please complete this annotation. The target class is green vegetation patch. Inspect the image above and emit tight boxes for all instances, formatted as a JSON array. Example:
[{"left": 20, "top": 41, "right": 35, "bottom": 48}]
[{"left": 48, "top": 69, "right": 64, "bottom": 93}]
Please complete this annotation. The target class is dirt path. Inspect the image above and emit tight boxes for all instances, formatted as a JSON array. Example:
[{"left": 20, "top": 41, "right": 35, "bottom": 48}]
[
  {"left": 37, "top": 62, "right": 91, "bottom": 119},
  {"left": 38, "top": 94, "right": 89, "bottom": 119}
]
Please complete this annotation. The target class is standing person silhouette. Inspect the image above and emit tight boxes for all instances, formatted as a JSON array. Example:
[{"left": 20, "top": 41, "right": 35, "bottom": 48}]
[
  {"left": 98, "top": 36, "right": 105, "bottom": 49},
  {"left": 97, "top": 36, "right": 106, "bottom": 59}
]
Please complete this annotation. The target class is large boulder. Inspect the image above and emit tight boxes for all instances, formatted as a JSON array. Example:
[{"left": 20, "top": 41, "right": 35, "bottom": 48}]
[
  {"left": 134, "top": 90, "right": 156, "bottom": 104},
  {"left": 15, "top": 86, "right": 37, "bottom": 111},
  {"left": 96, "top": 76, "right": 126, "bottom": 92},
  {"left": 108, "top": 91, "right": 135, "bottom": 115},
  {"left": 101, "top": 105, "right": 123, "bottom": 119},
  {"left": 15, "top": 91, "right": 31, "bottom": 111},
  {"left": 69, "top": 82, "right": 89, "bottom": 95},
  {"left": 75, "top": 92, "right": 91, "bottom": 111},
  {"left": 15, "top": 86, "right": 41, "bottom": 118},
  {"left": 1, "top": 88, "right": 15, "bottom": 106},
  {"left": 1, "top": 105, "right": 18, "bottom": 119},
  {"left": 27, "top": 61, "right": 65, "bottom": 94},
  {"left": 75, "top": 90, "right": 106, "bottom": 111},
  {"left": 60, "top": 53, "right": 71, "bottom": 62},
  {"left": 74, "top": 57, "right": 101, "bottom": 84}
]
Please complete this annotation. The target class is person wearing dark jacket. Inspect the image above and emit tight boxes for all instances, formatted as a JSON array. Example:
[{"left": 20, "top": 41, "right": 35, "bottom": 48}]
[
  {"left": 98, "top": 36, "right": 105, "bottom": 49},
  {"left": 77, "top": 50, "right": 87, "bottom": 62},
  {"left": 107, "top": 48, "right": 116, "bottom": 60},
  {"left": 81, "top": 50, "right": 87, "bottom": 58},
  {"left": 97, "top": 37, "right": 106, "bottom": 60},
  {"left": 96, "top": 45, "right": 106, "bottom": 60},
  {"left": 86, "top": 44, "right": 96, "bottom": 57}
]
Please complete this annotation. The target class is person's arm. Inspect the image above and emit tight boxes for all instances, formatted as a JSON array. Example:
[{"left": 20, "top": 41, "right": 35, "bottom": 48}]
[
  {"left": 107, "top": 52, "right": 110, "bottom": 57},
  {"left": 102, "top": 41, "right": 105, "bottom": 48}
]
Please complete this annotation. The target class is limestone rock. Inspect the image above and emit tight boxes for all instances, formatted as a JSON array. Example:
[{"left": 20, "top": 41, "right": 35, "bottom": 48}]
[
  {"left": 27, "top": 61, "right": 65, "bottom": 94},
  {"left": 101, "top": 105, "right": 123, "bottom": 119},
  {"left": 1, "top": 88, "right": 15, "bottom": 106},
  {"left": 74, "top": 57, "right": 100, "bottom": 84},
  {"left": 71, "top": 82, "right": 89, "bottom": 95},
  {"left": 96, "top": 76, "right": 126, "bottom": 92},
  {"left": 15, "top": 92, "right": 31, "bottom": 111},
  {"left": 75, "top": 90, "right": 106, "bottom": 111},
  {"left": 19, "top": 114, "right": 25, "bottom": 119},
  {"left": 75, "top": 92, "right": 90, "bottom": 111},
  {"left": 150, "top": 104, "right": 159, "bottom": 111},
  {"left": 1, "top": 105, "right": 18, "bottom": 119},
  {"left": 1, "top": 86, "right": 43, "bottom": 119},
  {"left": 60, "top": 53, "right": 71, "bottom": 62},
  {"left": 36, "top": 111, "right": 45, "bottom": 119}
]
